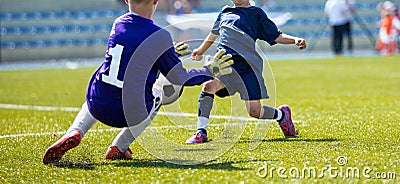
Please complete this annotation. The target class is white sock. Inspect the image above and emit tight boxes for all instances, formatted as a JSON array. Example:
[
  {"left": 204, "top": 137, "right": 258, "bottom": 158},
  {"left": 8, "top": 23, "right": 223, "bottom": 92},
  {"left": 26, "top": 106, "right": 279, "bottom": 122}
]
[
  {"left": 112, "top": 111, "right": 154, "bottom": 152},
  {"left": 112, "top": 127, "right": 135, "bottom": 152},
  {"left": 276, "top": 109, "right": 283, "bottom": 121},
  {"left": 111, "top": 85, "right": 160, "bottom": 152},
  {"left": 66, "top": 102, "right": 97, "bottom": 139},
  {"left": 197, "top": 116, "right": 209, "bottom": 130}
]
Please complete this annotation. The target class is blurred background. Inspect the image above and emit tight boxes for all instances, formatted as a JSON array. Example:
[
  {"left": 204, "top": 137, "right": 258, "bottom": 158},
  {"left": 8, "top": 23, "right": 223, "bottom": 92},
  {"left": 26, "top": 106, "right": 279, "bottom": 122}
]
[{"left": 0, "top": 0, "right": 398, "bottom": 62}]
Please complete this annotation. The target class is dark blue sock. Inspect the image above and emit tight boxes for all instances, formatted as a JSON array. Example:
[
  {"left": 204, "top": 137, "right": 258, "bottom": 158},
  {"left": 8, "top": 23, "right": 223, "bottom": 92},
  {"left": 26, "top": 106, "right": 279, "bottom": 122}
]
[
  {"left": 198, "top": 128, "right": 207, "bottom": 135},
  {"left": 198, "top": 91, "right": 214, "bottom": 118}
]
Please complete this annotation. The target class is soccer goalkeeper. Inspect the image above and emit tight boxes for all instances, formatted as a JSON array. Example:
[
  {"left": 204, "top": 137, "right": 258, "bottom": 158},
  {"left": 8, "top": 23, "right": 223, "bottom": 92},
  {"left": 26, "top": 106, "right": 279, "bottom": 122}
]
[
  {"left": 185, "top": 0, "right": 306, "bottom": 144},
  {"left": 43, "top": 0, "right": 233, "bottom": 163}
]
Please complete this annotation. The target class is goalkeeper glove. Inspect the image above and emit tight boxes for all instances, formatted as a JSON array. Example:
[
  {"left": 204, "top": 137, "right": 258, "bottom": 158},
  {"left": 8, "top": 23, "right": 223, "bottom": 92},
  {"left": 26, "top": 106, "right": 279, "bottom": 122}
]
[
  {"left": 173, "top": 42, "right": 191, "bottom": 57},
  {"left": 204, "top": 49, "right": 234, "bottom": 78}
]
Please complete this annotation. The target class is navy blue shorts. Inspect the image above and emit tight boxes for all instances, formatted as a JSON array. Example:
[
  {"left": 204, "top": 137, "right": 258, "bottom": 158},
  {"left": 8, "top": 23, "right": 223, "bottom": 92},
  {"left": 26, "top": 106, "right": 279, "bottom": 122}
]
[{"left": 215, "top": 56, "right": 269, "bottom": 100}]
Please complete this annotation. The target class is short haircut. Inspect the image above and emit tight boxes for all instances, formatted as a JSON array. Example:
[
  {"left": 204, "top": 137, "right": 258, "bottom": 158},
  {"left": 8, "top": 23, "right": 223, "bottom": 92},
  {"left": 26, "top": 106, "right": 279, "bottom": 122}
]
[{"left": 128, "top": 0, "right": 153, "bottom": 5}]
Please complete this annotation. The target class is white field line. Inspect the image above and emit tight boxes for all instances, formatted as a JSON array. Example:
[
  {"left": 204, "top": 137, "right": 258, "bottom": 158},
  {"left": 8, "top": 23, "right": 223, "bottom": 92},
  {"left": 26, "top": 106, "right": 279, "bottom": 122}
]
[
  {"left": 0, "top": 122, "right": 270, "bottom": 139},
  {"left": 0, "top": 103, "right": 81, "bottom": 112},
  {"left": 0, "top": 103, "right": 294, "bottom": 139},
  {"left": 0, "top": 103, "right": 265, "bottom": 121}
]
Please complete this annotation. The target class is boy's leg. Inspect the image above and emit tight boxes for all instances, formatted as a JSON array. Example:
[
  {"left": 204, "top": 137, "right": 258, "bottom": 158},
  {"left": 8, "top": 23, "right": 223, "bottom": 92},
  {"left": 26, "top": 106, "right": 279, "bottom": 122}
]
[
  {"left": 245, "top": 100, "right": 297, "bottom": 137},
  {"left": 66, "top": 102, "right": 98, "bottom": 138},
  {"left": 185, "top": 79, "right": 225, "bottom": 144},
  {"left": 184, "top": 91, "right": 213, "bottom": 144},
  {"left": 43, "top": 102, "right": 98, "bottom": 164},
  {"left": 106, "top": 115, "right": 154, "bottom": 160},
  {"left": 106, "top": 87, "right": 162, "bottom": 159},
  {"left": 197, "top": 91, "right": 214, "bottom": 132},
  {"left": 245, "top": 100, "right": 280, "bottom": 120}
]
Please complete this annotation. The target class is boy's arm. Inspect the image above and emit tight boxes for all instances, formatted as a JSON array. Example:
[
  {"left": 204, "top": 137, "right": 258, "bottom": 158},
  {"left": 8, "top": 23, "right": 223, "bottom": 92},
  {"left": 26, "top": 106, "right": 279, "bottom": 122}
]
[
  {"left": 191, "top": 33, "right": 219, "bottom": 60},
  {"left": 274, "top": 33, "right": 307, "bottom": 50}
]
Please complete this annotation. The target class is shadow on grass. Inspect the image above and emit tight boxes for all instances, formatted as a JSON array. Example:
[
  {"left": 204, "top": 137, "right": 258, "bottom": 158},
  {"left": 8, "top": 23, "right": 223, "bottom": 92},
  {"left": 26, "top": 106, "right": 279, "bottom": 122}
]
[
  {"left": 239, "top": 137, "right": 340, "bottom": 143},
  {"left": 113, "top": 158, "right": 270, "bottom": 171},
  {"left": 48, "top": 157, "right": 269, "bottom": 171},
  {"left": 50, "top": 158, "right": 107, "bottom": 170},
  {"left": 52, "top": 161, "right": 96, "bottom": 170},
  {"left": 48, "top": 138, "right": 337, "bottom": 170},
  {"left": 173, "top": 147, "right": 215, "bottom": 152}
]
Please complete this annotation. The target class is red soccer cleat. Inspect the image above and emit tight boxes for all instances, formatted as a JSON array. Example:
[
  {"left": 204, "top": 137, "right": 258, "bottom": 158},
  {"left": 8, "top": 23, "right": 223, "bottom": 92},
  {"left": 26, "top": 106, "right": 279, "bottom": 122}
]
[
  {"left": 43, "top": 130, "right": 81, "bottom": 164},
  {"left": 105, "top": 146, "right": 132, "bottom": 160}
]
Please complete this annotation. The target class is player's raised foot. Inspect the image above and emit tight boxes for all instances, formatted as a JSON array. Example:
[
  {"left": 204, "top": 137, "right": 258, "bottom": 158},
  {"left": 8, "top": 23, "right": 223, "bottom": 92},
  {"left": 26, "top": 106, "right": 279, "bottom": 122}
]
[
  {"left": 278, "top": 105, "right": 298, "bottom": 137},
  {"left": 185, "top": 129, "right": 209, "bottom": 144},
  {"left": 105, "top": 146, "right": 132, "bottom": 160},
  {"left": 43, "top": 130, "right": 81, "bottom": 164}
]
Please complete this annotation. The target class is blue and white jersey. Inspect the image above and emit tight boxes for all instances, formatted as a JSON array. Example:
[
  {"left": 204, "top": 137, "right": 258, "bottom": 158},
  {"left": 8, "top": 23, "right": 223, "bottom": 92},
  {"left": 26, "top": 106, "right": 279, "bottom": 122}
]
[
  {"left": 211, "top": 6, "right": 282, "bottom": 73},
  {"left": 86, "top": 13, "right": 211, "bottom": 127}
]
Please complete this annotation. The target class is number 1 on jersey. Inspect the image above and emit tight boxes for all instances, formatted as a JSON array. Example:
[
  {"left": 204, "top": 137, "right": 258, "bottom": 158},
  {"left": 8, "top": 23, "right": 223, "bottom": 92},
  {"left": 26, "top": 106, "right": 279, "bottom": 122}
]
[{"left": 102, "top": 44, "right": 124, "bottom": 88}]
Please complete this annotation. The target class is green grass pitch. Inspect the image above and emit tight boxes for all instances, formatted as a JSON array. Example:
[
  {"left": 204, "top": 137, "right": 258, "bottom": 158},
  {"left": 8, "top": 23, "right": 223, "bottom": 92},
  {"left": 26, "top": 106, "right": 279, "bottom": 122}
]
[{"left": 0, "top": 56, "right": 399, "bottom": 183}]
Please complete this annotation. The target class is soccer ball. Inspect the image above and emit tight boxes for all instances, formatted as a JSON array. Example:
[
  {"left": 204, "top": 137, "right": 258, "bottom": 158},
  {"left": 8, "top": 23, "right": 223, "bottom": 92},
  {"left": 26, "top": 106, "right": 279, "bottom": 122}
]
[{"left": 154, "top": 73, "right": 184, "bottom": 105}]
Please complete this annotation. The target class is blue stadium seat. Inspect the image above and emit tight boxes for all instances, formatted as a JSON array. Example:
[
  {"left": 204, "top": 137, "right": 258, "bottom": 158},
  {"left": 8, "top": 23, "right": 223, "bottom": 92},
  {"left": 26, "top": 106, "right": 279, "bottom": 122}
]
[
  {"left": 1, "top": 38, "right": 109, "bottom": 49},
  {"left": 1, "top": 27, "right": 7, "bottom": 36},
  {"left": 1, "top": 42, "right": 16, "bottom": 49}
]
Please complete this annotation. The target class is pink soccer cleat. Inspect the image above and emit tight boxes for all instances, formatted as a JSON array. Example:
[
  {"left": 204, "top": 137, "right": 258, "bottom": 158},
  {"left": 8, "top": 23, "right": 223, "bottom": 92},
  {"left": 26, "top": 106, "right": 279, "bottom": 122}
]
[
  {"left": 278, "top": 105, "right": 298, "bottom": 137},
  {"left": 185, "top": 129, "right": 209, "bottom": 144}
]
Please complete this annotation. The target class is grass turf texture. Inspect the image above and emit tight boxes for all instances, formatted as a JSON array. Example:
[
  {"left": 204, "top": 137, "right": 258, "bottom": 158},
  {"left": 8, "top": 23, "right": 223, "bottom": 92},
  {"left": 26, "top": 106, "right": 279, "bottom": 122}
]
[{"left": 0, "top": 56, "right": 399, "bottom": 183}]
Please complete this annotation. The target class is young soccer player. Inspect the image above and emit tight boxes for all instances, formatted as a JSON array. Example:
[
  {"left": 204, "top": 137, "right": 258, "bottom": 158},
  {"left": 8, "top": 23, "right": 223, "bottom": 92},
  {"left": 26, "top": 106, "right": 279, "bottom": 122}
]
[
  {"left": 43, "top": 0, "right": 233, "bottom": 163},
  {"left": 185, "top": 0, "right": 306, "bottom": 144}
]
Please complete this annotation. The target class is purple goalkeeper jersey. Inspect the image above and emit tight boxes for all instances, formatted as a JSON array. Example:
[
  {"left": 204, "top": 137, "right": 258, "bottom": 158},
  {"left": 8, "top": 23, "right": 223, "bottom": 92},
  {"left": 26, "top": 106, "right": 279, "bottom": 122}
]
[{"left": 86, "top": 13, "right": 212, "bottom": 128}]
